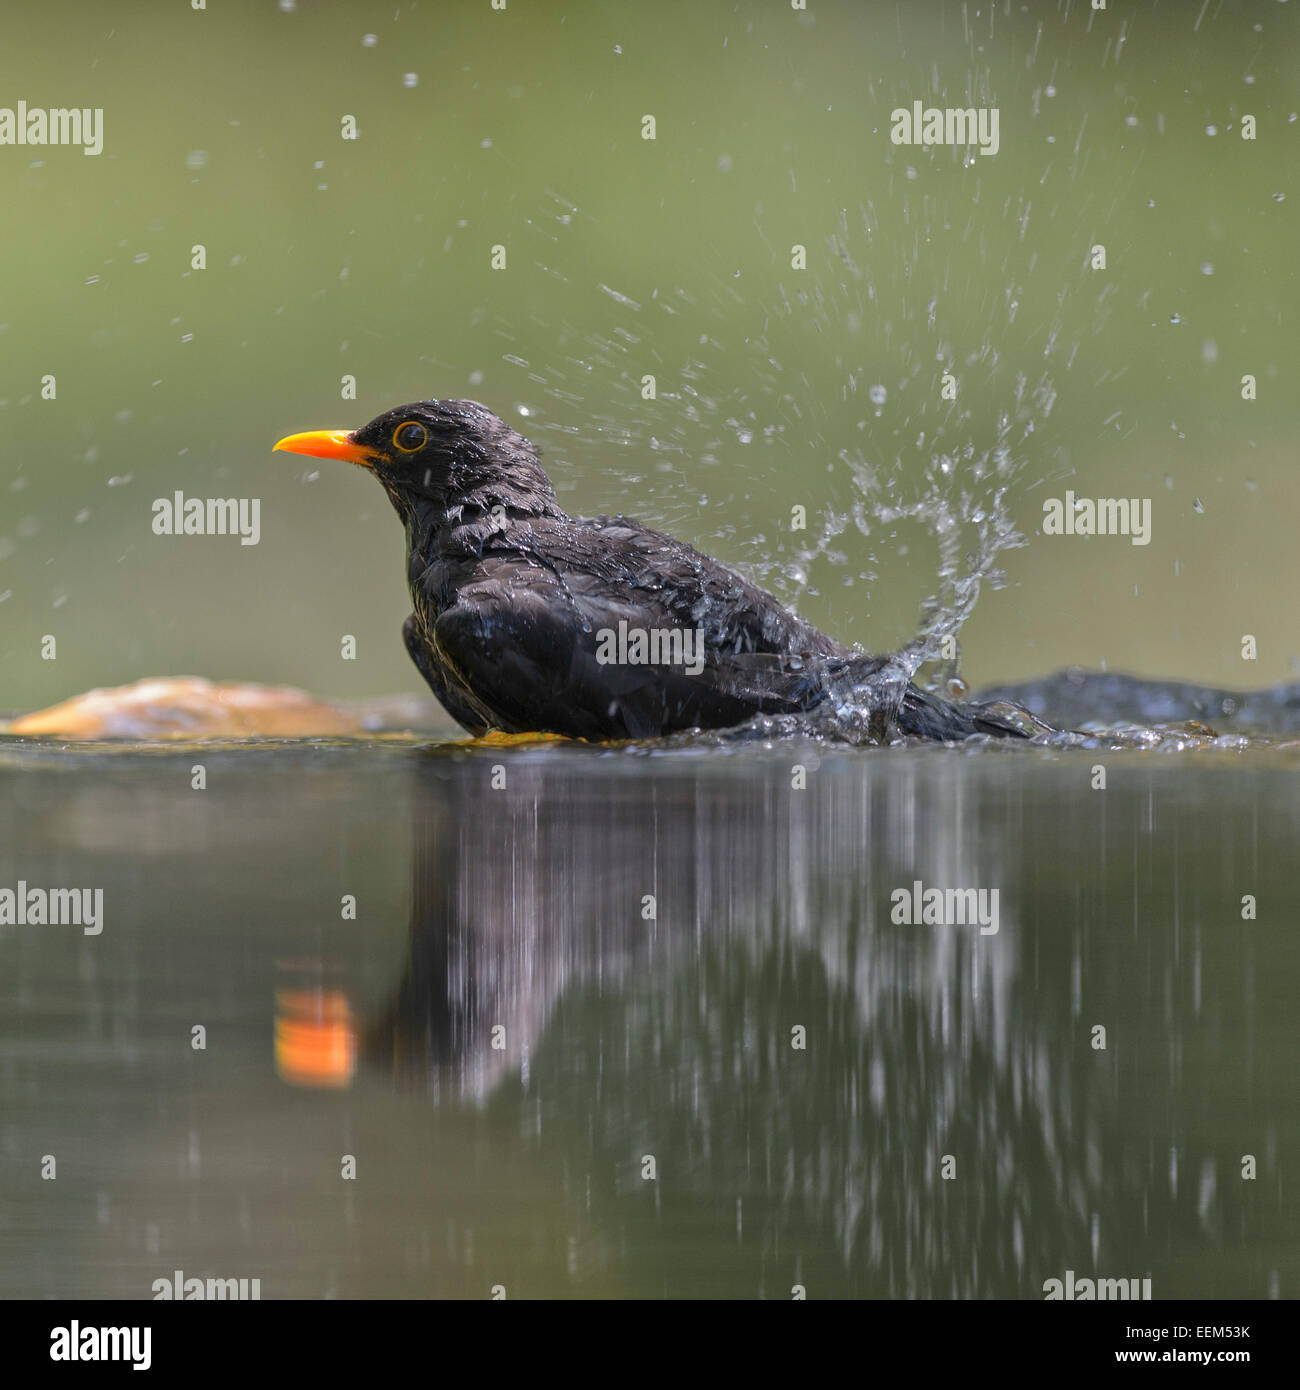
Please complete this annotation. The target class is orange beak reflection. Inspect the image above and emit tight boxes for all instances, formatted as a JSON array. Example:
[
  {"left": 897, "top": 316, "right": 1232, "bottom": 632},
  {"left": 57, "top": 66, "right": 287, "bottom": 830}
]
[
  {"left": 274, "top": 989, "right": 357, "bottom": 1089},
  {"left": 273, "top": 428, "right": 381, "bottom": 468}
]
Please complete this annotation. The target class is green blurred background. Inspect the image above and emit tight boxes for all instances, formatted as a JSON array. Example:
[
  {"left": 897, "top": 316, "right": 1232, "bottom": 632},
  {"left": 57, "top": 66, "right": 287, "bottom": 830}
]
[{"left": 2, "top": 0, "right": 1295, "bottom": 711}]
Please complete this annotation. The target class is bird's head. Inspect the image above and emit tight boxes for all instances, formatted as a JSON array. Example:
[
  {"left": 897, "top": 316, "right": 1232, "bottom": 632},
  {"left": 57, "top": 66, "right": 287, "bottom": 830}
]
[{"left": 274, "top": 398, "right": 563, "bottom": 523}]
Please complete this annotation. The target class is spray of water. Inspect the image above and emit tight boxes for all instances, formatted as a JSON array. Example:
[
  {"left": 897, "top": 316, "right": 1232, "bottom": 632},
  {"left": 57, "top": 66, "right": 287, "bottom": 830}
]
[{"left": 493, "top": 192, "right": 1069, "bottom": 691}]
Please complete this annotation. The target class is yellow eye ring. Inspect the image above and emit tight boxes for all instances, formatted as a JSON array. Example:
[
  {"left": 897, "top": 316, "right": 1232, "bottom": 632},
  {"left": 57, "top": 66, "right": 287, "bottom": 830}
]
[{"left": 392, "top": 421, "right": 428, "bottom": 452}]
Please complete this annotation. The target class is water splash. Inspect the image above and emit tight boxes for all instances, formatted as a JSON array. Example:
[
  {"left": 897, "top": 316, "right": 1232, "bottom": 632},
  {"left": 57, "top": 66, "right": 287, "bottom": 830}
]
[{"left": 497, "top": 193, "right": 1068, "bottom": 686}]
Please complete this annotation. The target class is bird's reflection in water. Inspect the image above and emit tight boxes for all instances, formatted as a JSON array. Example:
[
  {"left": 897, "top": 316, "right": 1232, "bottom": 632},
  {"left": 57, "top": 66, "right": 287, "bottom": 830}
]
[
  {"left": 271, "top": 743, "right": 1266, "bottom": 1298},
  {"left": 3, "top": 736, "right": 1279, "bottom": 1297}
]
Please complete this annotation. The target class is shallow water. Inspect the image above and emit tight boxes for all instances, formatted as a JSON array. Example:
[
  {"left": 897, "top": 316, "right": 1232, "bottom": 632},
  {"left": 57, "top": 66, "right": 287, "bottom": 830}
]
[{"left": 1, "top": 732, "right": 1294, "bottom": 1299}]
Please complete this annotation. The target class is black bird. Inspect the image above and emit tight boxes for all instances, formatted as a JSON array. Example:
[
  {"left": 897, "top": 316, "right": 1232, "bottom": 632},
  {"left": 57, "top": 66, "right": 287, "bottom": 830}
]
[{"left": 274, "top": 399, "right": 1041, "bottom": 743}]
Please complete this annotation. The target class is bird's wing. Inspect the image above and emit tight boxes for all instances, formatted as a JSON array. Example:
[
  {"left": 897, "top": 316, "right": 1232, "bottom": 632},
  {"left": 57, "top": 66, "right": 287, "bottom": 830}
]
[
  {"left": 402, "top": 612, "right": 492, "bottom": 735},
  {"left": 512, "top": 514, "right": 849, "bottom": 661},
  {"left": 426, "top": 554, "right": 839, "bottom": 739}
]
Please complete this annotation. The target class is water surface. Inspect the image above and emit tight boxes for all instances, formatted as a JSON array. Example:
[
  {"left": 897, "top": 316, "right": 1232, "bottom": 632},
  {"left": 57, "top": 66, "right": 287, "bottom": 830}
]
[{"left": 2, "top": 734, "right": 1293, "bottom": 1298}]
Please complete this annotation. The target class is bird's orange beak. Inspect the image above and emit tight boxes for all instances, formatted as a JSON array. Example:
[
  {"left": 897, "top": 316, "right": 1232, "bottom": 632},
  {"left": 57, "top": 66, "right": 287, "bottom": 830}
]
[{"left": 273, "top": 429, "right": 381, "bottom": 468}]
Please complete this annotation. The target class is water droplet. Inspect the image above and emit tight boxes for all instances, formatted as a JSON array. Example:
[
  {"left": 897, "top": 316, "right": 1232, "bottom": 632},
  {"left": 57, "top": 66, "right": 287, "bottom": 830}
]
[
  {"left": 1192, "top": 497, "right": 1204, "bottom": 513},
  {"left": 1205, "top": 124, "right": 1217, "bottom": 136},
  {"left": 185, "top": 149, "right": 208, "bottom": 170},
  {"left": 402, "top": 72, "right": 418, "bottom": 88},
  {"left": 1169, "top": 312, "right": 1182, "bottom": 324},
  {"left": 1045, "top": 84, "right": 1057, "bottom": 97},
  {"left": 1272, "top": 192, "right": 1285, "bottom": 203},
  {"left": 613, "top": 44, "right": 623, "bottom": 55},
  {"left": 133, "top": 252, "right": 150, "bottom": 264},
  {"left": 362, "top": 33, "right": 377, "bottom": 47},
  {"left": 869, "top": 384, "right": 887, "bottom": 406},
  {"left": 1200, "top": 262, "right": 1214, "bottom": 275},
  {"left": 106, "top": 475, "right": 134, "bottom": 488}
]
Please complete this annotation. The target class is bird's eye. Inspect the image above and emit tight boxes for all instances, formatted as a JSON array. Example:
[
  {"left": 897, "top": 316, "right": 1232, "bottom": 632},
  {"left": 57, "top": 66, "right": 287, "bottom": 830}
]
[{"left": 392, "top": 422, "right": 428, "bottom": 453}]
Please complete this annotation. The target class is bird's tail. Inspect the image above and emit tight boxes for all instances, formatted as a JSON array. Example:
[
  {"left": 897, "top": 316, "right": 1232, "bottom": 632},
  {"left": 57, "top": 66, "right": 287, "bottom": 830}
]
[
  {"left": 821, "top": 654, "right": 1054, "bottom": 742},
  {"left": 897, "top": 683, "right": 1054, "bottom": 741}
]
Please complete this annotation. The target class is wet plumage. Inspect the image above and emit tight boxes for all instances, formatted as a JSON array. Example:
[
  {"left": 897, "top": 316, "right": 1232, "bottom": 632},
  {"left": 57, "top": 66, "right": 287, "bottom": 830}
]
[{"left": 276, "top": 399, "right": 1040, "bottom": 743}]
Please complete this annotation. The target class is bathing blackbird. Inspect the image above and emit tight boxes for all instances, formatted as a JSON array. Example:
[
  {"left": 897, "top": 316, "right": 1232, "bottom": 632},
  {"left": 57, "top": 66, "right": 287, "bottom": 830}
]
[{"left": 274, "top": 399, "right": 1036, "bottom": 742}]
